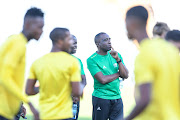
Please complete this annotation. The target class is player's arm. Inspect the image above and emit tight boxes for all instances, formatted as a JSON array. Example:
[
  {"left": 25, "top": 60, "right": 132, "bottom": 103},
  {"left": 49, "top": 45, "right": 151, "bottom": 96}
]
[
  {"left": 71, "top": 59, "right": 84, "bottom": 97},
  {"left": 117, "top": 58, "right": 129, "bottom": 79},
  {"left": 71, "top": 82, "right": 84, "bottom": 97},
  {"left": 79, "top": 59, "right": 87, "bottom": 87},
  {"left": 94, "top": 72, "right": 120, "bottom": 84},
  {"left": 125, "top": 83, "right": 152, "bottom": 120},
  {"left": 26, "top": 79, "right": 39, "bottom": 95},
  {"left": 26, "top": 62, "right": 39, "bottom": 95},
  {"left": 81, "top": 75, "right": 87, "bottom": 87},
  {"left": 110, "top": 48, "right": 129, "bottom": 79},
  {"left": 87, "top": 57, "right": 120, "bottom": 84},
  {"left": 0, "top": 42, "right": 29, "bottom": 103}
]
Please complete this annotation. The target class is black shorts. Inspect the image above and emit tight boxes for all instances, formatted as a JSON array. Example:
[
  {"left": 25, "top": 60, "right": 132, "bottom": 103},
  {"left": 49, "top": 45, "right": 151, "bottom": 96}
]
[
  {"left": 0, "top": 115, "right": 8, "bottom": 120},
  {"left": 92, "top": 96, "right": 123, "bottom": 120}
]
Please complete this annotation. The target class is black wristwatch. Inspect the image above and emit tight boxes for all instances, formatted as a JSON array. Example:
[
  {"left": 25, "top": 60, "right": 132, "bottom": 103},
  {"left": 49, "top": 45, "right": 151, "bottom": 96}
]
[{"left": 117, "top": 59, "right": 122, "bottom": 64}]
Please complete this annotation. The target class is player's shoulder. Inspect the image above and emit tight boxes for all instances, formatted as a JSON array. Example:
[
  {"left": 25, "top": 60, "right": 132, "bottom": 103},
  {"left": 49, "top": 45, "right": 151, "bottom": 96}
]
[
  {"left": 73, "top": 55, "right": 83, "bottom": 63},
  {"left": 6, "top": 33, "right": 27, "bottom": 45},
  {"left": 87, "top": 52, "right": 98, "bottom": 61}
]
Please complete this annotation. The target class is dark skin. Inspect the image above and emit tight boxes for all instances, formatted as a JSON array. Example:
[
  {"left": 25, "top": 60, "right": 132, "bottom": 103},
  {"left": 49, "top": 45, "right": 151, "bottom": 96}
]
[
  {"left": 70, "top": 36, "right": 87, "bottom": 103},
  {"left": 125, "top": 16, "right": 152, "bottom": 120},
  {"left": 21, "top": 16, "right": 44, "bottom": 120},
  {"left": 94, "top": 34, "right": 129, "bottom": 84},
  {"left": 26, "top": 31, "right": 84, "bottom": 107}
]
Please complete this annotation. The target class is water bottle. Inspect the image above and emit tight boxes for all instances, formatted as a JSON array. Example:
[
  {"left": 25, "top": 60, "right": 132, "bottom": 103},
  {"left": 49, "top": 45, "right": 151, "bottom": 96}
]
[
  {"left": 72, "top": 103, "right": 77, "bottom": 119},
  {"left": 120, "top": 78, "right": 124, "bottom": 89}
]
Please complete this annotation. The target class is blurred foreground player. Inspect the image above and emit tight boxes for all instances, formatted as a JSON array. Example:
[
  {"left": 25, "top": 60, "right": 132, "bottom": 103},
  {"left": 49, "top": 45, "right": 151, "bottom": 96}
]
[
  {"left": 26, "top": 28, "right": 84, "bottom": 120},
  {"left": 70, "top": 35, "right": 87, "bottom": 120},
  {"left": 125, "top": 6, "right": 180, "bottom": 120},
  {"left": 0, "top": 7, "right": 44, "bottom": 120},
  {"left": 165, "top": 30, "right": 180, "bottom": 52}
]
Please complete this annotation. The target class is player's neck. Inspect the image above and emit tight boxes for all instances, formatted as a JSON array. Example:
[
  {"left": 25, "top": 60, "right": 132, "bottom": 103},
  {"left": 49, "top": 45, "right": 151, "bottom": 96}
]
[
  {"left": 22, "top": 30, "right": 32, "bottom": 41},
  {"left": 51, "top": 46, "right": 63, "bottom": 52},
  {"left": 97, "top": 49, "right": 108, "bottom": 55},
  {"left": 135, "top": 30, "right": 149, "bottom": 43}
]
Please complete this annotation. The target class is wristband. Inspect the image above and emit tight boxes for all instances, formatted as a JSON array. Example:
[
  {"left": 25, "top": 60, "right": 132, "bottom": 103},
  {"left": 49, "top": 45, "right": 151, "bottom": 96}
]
[{"left": 117, "top": 59, "right": 122, "bottom": 64}]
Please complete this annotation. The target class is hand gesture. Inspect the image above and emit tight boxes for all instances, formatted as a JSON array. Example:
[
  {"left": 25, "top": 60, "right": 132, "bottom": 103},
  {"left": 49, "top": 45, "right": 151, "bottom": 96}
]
[{"left": 110, "top": 48, "right": 120, "bottom": 61}]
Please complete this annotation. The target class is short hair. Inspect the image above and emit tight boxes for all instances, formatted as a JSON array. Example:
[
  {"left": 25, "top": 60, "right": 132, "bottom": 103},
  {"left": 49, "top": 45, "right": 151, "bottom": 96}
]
[
  {"left": 153, "top": 22, "right": 170, "bottom": 36},
  {"left": 94, "top": 32, "right": 106, "bottom": 43},
  {"left": 165, "top": 30, "right": 180, "bottom": 42},
  {"left": 126, "top": 6, "right": 148, "bottom": 25},
  {"left": 50, "top": 28, "right": 69, "bottom": 44},
  {"left": 24, "top": 7, "right": 44, "bottom": 19}
]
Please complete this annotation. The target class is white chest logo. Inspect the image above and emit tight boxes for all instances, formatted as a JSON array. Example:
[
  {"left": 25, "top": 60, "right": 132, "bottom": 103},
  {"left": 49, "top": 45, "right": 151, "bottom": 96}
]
[
  {"left": 113, "top": 63, "right": 118, "bottom": 68},
  {"left": 103, "top": 66, "right": 107, "bottom": 69}
]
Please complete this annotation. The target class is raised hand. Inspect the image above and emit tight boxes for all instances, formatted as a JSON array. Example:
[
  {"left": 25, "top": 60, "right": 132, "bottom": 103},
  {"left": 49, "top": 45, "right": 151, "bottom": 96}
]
[{"left": 110, "top": 48, "right": 120, "bottom": 61}]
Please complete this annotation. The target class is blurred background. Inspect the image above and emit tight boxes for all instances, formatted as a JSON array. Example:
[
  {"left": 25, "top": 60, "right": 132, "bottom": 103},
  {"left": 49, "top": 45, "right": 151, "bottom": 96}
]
[{"left": 0, "top": 0, "right": 180, "bottom": 119}]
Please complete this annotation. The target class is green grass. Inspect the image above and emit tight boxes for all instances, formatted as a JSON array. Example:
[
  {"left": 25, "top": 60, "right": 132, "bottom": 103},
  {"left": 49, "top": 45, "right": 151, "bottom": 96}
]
[{"left": 22, "top": 83, "right": 135, "bottom": 120}]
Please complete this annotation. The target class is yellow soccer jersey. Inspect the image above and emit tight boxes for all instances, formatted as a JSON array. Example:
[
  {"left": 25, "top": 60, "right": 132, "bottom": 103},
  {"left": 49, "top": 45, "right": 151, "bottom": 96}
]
[
  {"left": 29, "top": 51, "right": 81, "bottom": 119},
  {"left": 134, "top": 38, "right": 180, "bottom": 120},
  {"left": 0, "top": 33, "right": 29, "bottom": 119}
]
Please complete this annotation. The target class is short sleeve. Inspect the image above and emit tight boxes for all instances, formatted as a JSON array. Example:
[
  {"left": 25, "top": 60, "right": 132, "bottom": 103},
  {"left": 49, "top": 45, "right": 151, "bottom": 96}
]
[
  {"left": 28, "top": 62, "right": 37, "bottom": 80},
  {"left": 78, "top": 58, "right": 85, "bottom": 75},
  {"left": 134, "top": 47, "right": 154, "bottom": 85},
  {"left": 70, "top": 59, "right": 81, "bottom": 82},
  {"left": 118, "top": 53, "right": 125, "bottom": 65},
  {"left": 87, "top": 58, "right": 101, "bottom": 76}
]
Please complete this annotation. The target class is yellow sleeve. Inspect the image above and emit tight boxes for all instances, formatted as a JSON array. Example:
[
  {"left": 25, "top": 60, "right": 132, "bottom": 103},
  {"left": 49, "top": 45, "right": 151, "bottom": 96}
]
[
  {"left": 70, "top": 59, "right": 81, "bottom": 82},
  {"left": 134, "top": 44, "right": 155, "bottom": 85},
  {"left": 28, "top": 62, "right": 37, "bottom": 80},
  {"left": 0, "top": 41, "right": 29, "bottom": 103}
]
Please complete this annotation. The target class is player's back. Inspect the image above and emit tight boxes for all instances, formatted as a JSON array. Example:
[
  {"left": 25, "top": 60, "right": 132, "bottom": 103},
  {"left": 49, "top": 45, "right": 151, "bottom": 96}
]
[
  {"left": 135, "top": 38, "right": 180, "bottom": 120},
  {"left": 30, "top": 51, "right": 81, "bottom": 119}
]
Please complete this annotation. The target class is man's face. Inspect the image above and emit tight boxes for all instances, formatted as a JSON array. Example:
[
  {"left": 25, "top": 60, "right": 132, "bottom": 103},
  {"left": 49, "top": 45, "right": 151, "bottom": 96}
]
[
  {"left": 62, "top": 31, "right": 72, "bottom": 53},
  {"left": 29, "top": 17, "right": 44, "bottom": 40},
  {"left": 98, "top": 34, "right": 112, "bottom": 52},
  {"left": 70, "top": 37, "right": 77, "bottom": 54},
  {"left": 126, "top": 17, "right": 135, "bottom": 40}
]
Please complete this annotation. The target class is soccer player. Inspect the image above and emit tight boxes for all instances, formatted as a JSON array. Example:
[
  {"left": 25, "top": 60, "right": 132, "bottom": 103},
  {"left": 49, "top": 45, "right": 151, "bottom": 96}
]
[
  {"left": 153, "top": 22, "right": 170, "bottom": 38},
  {"left": 26, "top": 28, "right": 84, "bottom": 120},
  {"left": 165, "top": 30, "right": 180, "bottom": 51},
  {"left": 125, "top": 6, "right": 180, "bottom": 120},
  {"left": 70, "top": 35, "right": 87, "bottom": 120},
  {"left": 87, "top": 32, "right": 129, "bottom": 120},
  {"left": 0, "top": 7, "right": 44, "bottom": 120}
]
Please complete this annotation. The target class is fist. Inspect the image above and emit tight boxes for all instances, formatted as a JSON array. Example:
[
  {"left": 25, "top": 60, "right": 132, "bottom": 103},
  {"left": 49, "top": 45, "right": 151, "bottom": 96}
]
[
  {"left": 110, "top": 48, "right": 119, "bottom": 61},
  {"left": 72, "top": 96, "right": 80, "bottom": 103}
]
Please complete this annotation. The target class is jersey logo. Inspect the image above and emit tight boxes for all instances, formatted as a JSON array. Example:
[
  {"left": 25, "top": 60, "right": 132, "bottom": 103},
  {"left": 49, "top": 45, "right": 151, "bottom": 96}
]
[
  {"left": 113, "top": 63, "right": 118, "bottom": 68},
  {"left": 103, "top": 66, "right": 107, "bottom": 69},
  {"left": 97, "top": 107, "right": 101, "bottom": 111}
]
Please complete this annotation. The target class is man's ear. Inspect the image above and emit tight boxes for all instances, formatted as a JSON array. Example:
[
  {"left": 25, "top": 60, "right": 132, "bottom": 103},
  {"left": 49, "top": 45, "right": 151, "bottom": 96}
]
[
  {"left": 57, "top": 39, "right": 63, "bottom": 46},
  {"left": 95, "top": 42, "right": 99, "bottom": 48}
]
